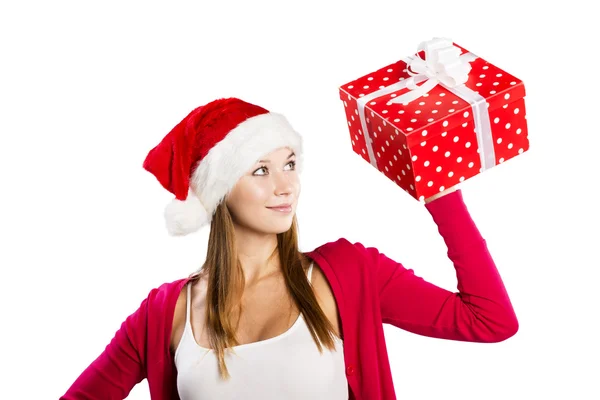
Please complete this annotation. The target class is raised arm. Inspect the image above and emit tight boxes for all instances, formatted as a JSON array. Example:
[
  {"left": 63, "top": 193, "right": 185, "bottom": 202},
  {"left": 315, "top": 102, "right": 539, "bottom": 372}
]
[
  {"left": 366, "top": 189, "right": 518, "bottom": 342},
  {"left": 60, "top": 296, "right": 149, "bottom": 399}
]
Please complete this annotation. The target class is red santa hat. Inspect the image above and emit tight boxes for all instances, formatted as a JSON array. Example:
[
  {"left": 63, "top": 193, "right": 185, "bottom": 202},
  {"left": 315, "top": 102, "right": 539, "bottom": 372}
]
[{"left": 143, "top": 97, "right": 303, "bottom": 236}]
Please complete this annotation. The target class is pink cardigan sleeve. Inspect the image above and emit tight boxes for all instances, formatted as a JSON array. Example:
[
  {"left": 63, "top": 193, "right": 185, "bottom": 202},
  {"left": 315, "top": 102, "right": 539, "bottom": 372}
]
[
  {"left": 366, "top": 189, "right": 518, "bottom": 342},
  {"left": 60, "top": 296, "right": 149, "bottom": 399}
]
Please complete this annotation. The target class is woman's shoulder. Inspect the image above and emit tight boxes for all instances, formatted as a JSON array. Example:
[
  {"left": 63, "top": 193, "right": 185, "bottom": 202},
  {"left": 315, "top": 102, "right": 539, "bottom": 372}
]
[
  {"left": 306, "top": 237, "right": 353, "bottom": 253},
  {"left": 142, "top": 276, "right": 193, "bottom": 311},
  {"left": 154, "top": 276, "right": 191, "bottom": 294},
  {"left": 304, "top": 237, "right": 370, "bottom": 276},
  {"left": 305, "top": 237, "right": 370, "bottom": 260}
]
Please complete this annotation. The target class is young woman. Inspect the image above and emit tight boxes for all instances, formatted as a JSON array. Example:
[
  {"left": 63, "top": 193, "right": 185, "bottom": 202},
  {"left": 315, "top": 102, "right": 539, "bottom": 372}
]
[{"left": 60, "top": 97, "right": 518, "bottom": 400}]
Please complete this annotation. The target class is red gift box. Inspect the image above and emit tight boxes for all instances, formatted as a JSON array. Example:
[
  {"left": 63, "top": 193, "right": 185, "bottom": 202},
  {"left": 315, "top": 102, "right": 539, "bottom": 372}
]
[{"left": 339, "top": 38, "right": 529, "bottom": 201}]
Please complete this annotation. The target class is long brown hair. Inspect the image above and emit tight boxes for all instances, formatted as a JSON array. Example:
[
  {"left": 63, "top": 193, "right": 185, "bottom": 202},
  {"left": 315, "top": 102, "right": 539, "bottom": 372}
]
[{"left": 187, "top": 200, "right": 340, "bottom": 380}]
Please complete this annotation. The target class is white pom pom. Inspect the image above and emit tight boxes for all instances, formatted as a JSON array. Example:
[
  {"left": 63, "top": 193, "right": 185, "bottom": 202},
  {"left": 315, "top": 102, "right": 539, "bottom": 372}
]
[{"left": 164, "top": 191, "right": 210, "bottom": 236}]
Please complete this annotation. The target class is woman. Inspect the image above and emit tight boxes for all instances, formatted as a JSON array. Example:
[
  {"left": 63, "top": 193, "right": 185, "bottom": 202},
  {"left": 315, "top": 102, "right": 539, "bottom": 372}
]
[{"left": 60, "top": 97, "right": 518, "bottom": 400}]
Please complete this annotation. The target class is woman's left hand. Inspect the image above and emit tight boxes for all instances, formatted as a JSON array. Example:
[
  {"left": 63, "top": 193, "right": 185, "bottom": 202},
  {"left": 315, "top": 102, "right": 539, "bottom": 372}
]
[{"left": 424, "top": 185, "right": 460, "bottom": 204}]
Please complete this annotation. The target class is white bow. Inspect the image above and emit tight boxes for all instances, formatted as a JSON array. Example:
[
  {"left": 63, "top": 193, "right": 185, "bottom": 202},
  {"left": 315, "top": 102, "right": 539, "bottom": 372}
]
[{"left": 387, "top": 37, "right": 474, "bottom": 105}]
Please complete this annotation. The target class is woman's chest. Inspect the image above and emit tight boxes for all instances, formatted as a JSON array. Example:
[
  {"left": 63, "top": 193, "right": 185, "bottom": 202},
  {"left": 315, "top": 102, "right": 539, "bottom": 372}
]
[{"left": 170, "top": 263, "right": 342, "bottom": 353}]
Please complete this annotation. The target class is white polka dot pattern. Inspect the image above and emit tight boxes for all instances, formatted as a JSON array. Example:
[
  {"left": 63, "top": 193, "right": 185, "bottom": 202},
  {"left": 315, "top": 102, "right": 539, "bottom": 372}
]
[{"left": 339, "top": 42, "right": 529, "bottom": 201}]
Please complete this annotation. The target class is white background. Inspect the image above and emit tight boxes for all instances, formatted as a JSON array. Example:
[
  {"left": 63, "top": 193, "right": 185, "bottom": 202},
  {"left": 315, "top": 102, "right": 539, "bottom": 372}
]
[{"left": 1, "top": 0, "right": 598, "bottom": 399}]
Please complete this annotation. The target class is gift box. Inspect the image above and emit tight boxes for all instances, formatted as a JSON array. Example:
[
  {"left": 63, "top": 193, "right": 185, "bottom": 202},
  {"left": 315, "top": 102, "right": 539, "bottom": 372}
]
[{"left": 338, "top": 37, "right": 529, "bottom": 201}]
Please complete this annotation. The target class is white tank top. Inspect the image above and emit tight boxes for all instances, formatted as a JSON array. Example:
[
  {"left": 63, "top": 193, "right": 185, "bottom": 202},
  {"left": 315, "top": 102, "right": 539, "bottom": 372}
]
[{"left": 174, "top": 263, "right": 349, "bottom": 399}]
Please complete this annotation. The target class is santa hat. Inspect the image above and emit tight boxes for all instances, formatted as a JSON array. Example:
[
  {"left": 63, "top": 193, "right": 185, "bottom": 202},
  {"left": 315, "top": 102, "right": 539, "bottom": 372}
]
[{"left": 143, "top": 97, "right": 303, "bottom": 236}]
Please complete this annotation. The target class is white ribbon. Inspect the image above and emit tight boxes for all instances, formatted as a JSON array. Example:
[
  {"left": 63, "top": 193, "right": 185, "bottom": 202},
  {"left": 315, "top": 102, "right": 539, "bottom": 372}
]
[{"left": 356, "top": 37, "right": 495, "bottom": 172}]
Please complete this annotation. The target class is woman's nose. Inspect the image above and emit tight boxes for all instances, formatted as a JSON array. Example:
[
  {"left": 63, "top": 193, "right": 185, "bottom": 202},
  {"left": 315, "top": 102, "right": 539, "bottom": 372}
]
[{"left": 272, "top": 170, "right": 293, "bottom": 195}]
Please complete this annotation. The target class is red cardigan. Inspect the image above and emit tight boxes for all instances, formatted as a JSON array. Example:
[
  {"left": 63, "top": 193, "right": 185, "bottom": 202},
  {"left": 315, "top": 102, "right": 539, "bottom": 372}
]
[{"left": 60, "top": 189, "right": 518, "bottom": 399}]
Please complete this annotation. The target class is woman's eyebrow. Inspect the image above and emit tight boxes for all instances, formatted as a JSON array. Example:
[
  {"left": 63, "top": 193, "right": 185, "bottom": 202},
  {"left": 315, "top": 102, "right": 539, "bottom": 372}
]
[{"left": 258, "top": 152, "right": 295, "bottom": 163}]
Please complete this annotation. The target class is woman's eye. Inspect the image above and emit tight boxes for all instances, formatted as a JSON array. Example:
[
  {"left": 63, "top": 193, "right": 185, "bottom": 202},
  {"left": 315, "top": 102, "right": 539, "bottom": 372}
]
[{"left": 254, "top": 166, "right": 267, "bottom": 175}]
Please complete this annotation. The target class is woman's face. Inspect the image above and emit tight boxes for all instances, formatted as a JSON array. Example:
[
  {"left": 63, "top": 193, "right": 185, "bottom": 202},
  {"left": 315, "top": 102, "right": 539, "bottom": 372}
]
[{"left": 225, "top": 147, "right": 300, "bottom": 235}]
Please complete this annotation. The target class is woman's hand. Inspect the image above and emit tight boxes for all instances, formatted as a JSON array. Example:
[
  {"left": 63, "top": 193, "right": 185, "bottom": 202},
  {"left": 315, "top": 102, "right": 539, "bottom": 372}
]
[{"left": 424, "top": 185, "right": 459, "bottom": 204}]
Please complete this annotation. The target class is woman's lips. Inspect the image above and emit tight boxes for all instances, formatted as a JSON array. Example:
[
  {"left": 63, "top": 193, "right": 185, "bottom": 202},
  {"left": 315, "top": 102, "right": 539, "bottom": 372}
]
[{"left": 267, "top": 205, "right": 292, "bottom": 213}]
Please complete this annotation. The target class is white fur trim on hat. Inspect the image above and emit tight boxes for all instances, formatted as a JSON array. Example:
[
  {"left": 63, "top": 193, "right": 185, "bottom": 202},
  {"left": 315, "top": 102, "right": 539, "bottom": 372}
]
[
  {"left": 164, "top": 188, "right": 210, "bottom": 236},
  {"left": 164, "top": 111, "right": 303, "bottom": 236}
]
